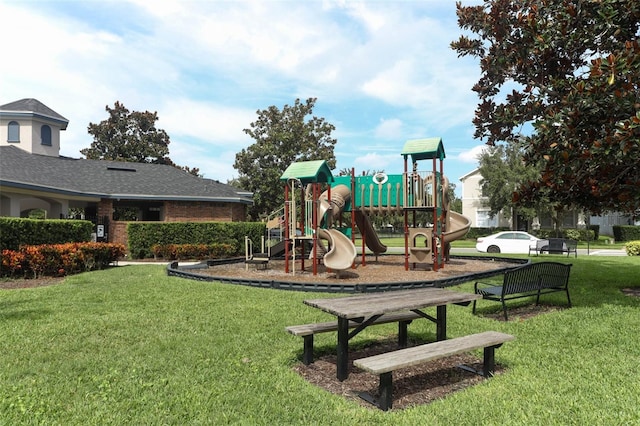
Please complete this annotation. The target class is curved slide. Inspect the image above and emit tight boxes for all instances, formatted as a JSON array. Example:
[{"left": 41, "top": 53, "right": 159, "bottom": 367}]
[
  {"left": 443, "top": 211, "right": 471, "bottom": 244},
  {"left": 317, "top": 228, "right": 357, "bottom": 271}
]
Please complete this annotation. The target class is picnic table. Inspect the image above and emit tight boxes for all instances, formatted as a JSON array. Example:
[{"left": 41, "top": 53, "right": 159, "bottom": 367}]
[{"left": 303, "top": 288, "right": 482, "bottom": 381}]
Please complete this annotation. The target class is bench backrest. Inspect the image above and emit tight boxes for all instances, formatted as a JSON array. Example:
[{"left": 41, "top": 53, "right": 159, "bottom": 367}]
[
  {"left": 503, "top": 262, "right": 572, "bottom": 295},
  {"left": 536, "top": 239, "right": 549, "bottom": 250},
  {"left": 548, "top": 238, "right": 564, "bottom": 250}
]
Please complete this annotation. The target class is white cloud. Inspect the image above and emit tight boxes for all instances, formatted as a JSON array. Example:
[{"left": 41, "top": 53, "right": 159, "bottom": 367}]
[
  {"left": 352, "top": 152, "right": 396, "bottom": 171},
  {"left": 1, "top": 0, "right": 485, "bottom": 185},
  {"left": 159, "top": 99, "right": 255, "bottom": 146},
  {"left": 457, "top": 145, "right": 487, "bottom": 163},
  {"left": 374, "top": 118, "right": 403, "bottom": 140}
]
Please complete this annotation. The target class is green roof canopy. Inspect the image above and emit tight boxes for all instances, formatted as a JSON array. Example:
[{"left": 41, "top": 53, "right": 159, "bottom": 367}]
[
  {"left": 401, "top": 137, "right": 445, "bottom": 162},
  {"left": 280, "top": 160, "right": 334, "bottom": 184}
]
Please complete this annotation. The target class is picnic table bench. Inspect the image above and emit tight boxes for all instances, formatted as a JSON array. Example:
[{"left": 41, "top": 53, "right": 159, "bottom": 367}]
[
  {"left": 285, "top": 311, "right": 423, "bottom": 365},
  {"left": 473, "top": 261, "right": 572, "bottom": 320},
  {"left": 529, "top": 238, "right": 578, "bottom": 257},
  {"left": 288, "top": 288, "right": 481, "bottom": 381},
  {"left": 354, "top": 331, "right": 514, "bottom": 410}
]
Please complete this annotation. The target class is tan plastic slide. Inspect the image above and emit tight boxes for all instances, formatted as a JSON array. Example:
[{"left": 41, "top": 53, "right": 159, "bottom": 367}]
[
  {"left": 443, "top": 211, "right": 471, "bottom": 244},
  {"left": 317, "top": 228, "right": 357, "bottom": 271},
  {"left": 354, "top": 210, "right": 387, "bottom": 255}
]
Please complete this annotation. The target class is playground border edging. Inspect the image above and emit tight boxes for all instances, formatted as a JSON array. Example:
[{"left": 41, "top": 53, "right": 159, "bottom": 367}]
[{"left": 166, "top": 256, "right": 530, "bottom": 294}]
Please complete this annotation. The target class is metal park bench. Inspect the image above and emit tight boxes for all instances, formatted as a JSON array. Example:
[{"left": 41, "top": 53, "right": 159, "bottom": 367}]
[
  {"left": 529, "top": 238, "right": 578, "bottom": 257},
  {"left": 473, "top": 261, "right": 572, "bottom": 320}
]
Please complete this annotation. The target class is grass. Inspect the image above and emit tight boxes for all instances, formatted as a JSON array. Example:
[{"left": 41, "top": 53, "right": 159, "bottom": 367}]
[{"left": 1, "top": 255, "right": 639, "bottom": 424}]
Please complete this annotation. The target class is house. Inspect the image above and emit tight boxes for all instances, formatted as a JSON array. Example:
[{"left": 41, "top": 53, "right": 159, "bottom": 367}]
[
  {"left": 1, "top": 98, "right": 253, "bottom": 246},
  {"left": 459, "top": 168, "right": 631, "bottom": 236}
]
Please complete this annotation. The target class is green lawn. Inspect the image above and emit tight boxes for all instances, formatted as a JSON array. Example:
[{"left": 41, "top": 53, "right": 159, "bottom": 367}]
[{"left": 1, "top": 256, "right": 639, "bottom": 424}]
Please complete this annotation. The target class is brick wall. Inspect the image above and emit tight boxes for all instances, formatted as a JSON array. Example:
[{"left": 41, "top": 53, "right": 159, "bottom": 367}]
[
  {"left": 164, "top": 201, "right": 246, "bottom": 222},
  {"left": 102, "top": 199, "right": 248, "bottom": 248},
  {"left": 111, "top": 222, "right": 128, "bottom": 248}
]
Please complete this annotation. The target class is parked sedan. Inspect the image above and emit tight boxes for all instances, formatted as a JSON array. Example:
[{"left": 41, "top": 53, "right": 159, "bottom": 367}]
[{"left": 475, "top": 231, "right": 540, "bottom": 254}]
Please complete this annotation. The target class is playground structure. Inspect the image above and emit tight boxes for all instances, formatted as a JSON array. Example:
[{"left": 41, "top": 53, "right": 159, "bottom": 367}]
[{"left": 257, "top": 137, "right": 471, "bottom": 277}]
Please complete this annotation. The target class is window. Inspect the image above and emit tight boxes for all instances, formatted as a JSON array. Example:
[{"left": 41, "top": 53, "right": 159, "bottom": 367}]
[
  {"left": 41, "top": 125, "right": 52, "bottom": 146},
  {"left": 8, "top": 121, "right": 19, "bottom": 142},
  {"left": 476, "top": 210, "right": 498, "bottom": 228}
]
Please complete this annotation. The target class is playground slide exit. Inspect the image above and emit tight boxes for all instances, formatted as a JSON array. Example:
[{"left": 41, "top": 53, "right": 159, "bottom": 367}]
[
  {"left": 443, "top": 211, "right": 471, "bottom": 244},
  {"left": 317, "top": 228, "right": 357, "bottom": 271}
]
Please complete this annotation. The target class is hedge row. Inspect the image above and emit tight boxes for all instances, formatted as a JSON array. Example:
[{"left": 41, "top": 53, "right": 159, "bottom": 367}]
[
  {"left": 0, "top": 217, "right": 94, "bottom": 251},
  {"left": 613, "top": 226, "right": 640, "bottom": 242},
  {"left": 1, "top": 242, "right": 126, "bottom": 278},
  {"left": 127, "top": 222, "right": 264, "bottom": 259},
  {"left": 151, "top": 243, "right": 237, "bottom": 260},
  {"left": 537, "top": 228, "right": 597, "bottom": 241}
]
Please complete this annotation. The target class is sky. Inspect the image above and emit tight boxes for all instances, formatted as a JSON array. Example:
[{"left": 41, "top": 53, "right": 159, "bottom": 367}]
[{"left": 1, "top": 0, "right": 487, "bottom": 195}]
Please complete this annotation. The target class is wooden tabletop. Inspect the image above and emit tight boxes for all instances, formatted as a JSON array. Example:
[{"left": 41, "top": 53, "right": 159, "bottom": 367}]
[{"left": 304, "top": 288, "right": 481, "bottom": 319}]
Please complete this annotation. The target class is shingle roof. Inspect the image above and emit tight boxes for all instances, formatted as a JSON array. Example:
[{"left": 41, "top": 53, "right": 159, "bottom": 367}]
[
  {"left": 0, "top": 146, "right": 252, "bottom": 204},
  {"left": 0, "top": 98, "right": 69, "bottom": 129}
]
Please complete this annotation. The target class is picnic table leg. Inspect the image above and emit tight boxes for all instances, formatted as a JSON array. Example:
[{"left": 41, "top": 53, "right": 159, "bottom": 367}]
[
  {"left": 378, "top": 372, "right": 393, "bottom": 411},
  {"left": 482, "top": 344, "right": 503, "bottom": 377},
  {"left": 337, "top": 317, "right": 349, "bottom": 381},
  {"left": 302, "top": 335, "right": 314, "bottom": 365},
  {"left": 398, "top": 320, "right": 409, "bottom": 347},
  {"left": 436, "top": 305, "right": 447, "bottom": 341}
]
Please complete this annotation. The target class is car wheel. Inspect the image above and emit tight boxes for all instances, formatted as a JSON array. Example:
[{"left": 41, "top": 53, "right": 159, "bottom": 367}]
[
  {"left": 540, "top": 245, "right": 549, "bottom": 254},
  {"left": 487, "top": 245, "right": 501, "bottom": 253}
]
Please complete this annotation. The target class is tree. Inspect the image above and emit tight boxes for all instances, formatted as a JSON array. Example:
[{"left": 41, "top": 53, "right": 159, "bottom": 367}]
[
  {"left": 447, "top": 183, "right": 463, "bottom": 214},
  {"left": 82, "top": 102, "right": 201, "bottom": 176},
  {"left": 477, "top": 139, "right": 541, "bottom": 226},
  {"left": 452, "top": 0, "right": 640, "bottom": 215},
  {"left": 234, "top": 98, "right": 337, "bottom": 220},
  {"left": 82, "top": 102, "right": 171, "bottom": 163}
]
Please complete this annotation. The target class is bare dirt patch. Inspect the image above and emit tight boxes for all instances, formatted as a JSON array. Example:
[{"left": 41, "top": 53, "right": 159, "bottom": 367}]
[
  {"left": 622, "top": 287, "right": 640, "bottom": 297},
  {"left": 0, "top": 276, "right": 65, "bottom": 290}
]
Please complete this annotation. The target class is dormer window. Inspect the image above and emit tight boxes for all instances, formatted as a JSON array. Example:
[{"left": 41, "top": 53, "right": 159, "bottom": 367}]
[
  {"left": 8, "top": 121, "right": 19, "bottom": 142},
  {"left": 41, "top": 125, "right": 52, "bottom": 146}
]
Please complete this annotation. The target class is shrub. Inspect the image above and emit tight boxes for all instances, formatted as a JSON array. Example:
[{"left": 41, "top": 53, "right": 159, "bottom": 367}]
[
  {"left": 613, "top": 225, "right": 640, "bottom": 242},
  {"left": 0, "top": 243, "right": 125, "bottom": 278},
  {"left": 128, "top": 222, "right": 262, "bottom": 259},
  {"left": 0, "top": 218, "right": 93, "bottom": 250},
  {"left": 151, "top": 243, "right": 238, "bottom": 260},
  {"left": 1, "top": 249, "right": 26, "bottom": 277},
  {"left": 625, "top": 241, "right": 640, "bottom": 256},
  {"left": 564, "top": 228, "right": 596, "bottom": 242}
]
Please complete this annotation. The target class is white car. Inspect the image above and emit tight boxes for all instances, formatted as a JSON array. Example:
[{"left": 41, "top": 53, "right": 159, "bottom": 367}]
[{"left": 475, "top": 231, "right": 540, "bottom": 254}]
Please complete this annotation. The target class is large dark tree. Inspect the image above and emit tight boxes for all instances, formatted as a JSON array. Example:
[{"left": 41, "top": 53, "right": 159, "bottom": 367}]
[
  {"left": 81, "top": 102, "right": 200, "bottom": 176},
  {"left": 452, "top": 0, "right": 640, "bottom": 215},
  {"left": 234, "top": 98, "right": 337, "bottom": 220},
  {"left": 83, "top": 102, "right": 171, "bottom": 163}
]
